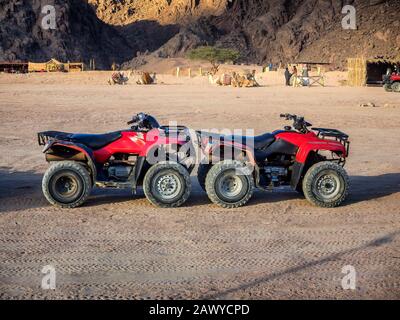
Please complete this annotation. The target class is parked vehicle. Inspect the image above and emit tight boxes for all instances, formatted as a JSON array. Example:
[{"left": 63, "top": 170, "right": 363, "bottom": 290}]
[
  {"left": 38, "top": 113, "right": 194, "bottom": 208},
  {"left": 383, "top": 67, "right": 400, "bottom": 92},
  {"left": 197, "top": 114, "right": 350, "bottom": 208}
]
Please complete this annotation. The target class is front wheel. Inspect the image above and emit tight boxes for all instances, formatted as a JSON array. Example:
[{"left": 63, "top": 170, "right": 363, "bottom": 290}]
[
  {"left": 391, "top": 82, "right": 400, "bottom": 93},
  {"left": 42, "top": 161, "right": 92, "bottom": 208},
  {"left": 205, "top": 160, "right": 254, "bottom": 208},
  {"left": 383, "top": 83, "right": 392, "bottom": 92},
  {"left": 143, "top": 161, "right": 191, "bottom": 208},
  {"left": 302, "top": 161, "right": 349, "bottom": 208}
]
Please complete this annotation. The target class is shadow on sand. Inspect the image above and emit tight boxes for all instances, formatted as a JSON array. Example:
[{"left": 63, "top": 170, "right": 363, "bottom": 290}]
[
  {"left": 187, "top": 173, "right": 400, "bottom": 208},
  {"left": 201, "top": 229, "right": 400, "bottom": 299}
]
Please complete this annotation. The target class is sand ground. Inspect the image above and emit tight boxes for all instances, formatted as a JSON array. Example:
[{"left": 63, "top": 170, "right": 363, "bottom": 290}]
[{"left": 0, "top": 71, "right": 399, "bottom": 299}]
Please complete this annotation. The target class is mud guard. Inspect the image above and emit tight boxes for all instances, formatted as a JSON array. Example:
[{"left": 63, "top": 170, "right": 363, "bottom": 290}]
[
  {"left": 290, "top": 140, "right": 347, "bottom": 189},
  {"left": 45, "top": 141, "right": 98, "bottom": 183},
  {"left": 290, "top": 161, "right": 305, "bottom": 189},
  {"left": 133, "top": 156, "right": 147, "bottom": 188},
  {"left": 295, "top": 141, "right": 346, "bottom": 163}
]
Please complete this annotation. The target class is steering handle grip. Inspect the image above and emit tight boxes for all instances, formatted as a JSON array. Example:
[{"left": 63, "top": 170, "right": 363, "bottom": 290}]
[
  {"left": 127, "top": 115, "right": 140, "bottom": 125},
  {"left": 280, "top": 113, "right": 294, "bottom": 120}
]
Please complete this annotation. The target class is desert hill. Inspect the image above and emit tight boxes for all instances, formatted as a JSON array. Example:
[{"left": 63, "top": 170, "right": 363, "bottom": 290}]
[{"left": 0, "top": 0, "right": 399, "bottom": 69}]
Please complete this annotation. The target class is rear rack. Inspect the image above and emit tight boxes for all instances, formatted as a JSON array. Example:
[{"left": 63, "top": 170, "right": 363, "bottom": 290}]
[
  {"left": 37, "top": 131, "right": 72, "bottom": 146},
  {"left": 312, "top": 127, "right": 350, "bottom": 156}
]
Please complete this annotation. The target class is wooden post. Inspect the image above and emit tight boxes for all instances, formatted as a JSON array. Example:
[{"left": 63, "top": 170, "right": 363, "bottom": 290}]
[
  {"left": 176, "top": 67, "right": 180, "bottom": 77},
  {"left": 188, "top": 68, "right": 191, "bottom": 78},
  {"left": 199, "top": 67, "right": 202, "bottom": 76}
]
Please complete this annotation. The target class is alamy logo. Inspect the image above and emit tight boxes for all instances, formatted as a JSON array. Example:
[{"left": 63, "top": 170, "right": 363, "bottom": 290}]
[
  {"left": 341, "top": 265, "right": 356, "bottom": 290},
  {"left": 342, "top": 5, "right": 357, "bottom": 30},
  {"left": 41, "top": 5, "right": 56, "bottom": 30},
  {"left": 41, "top": 265, "right": 56, "bottom": 290}
]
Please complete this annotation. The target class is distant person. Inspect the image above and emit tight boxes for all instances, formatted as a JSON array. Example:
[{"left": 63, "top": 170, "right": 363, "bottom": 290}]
[
  {"left": 302, "top": 66, "right": 309, "bottom": 77},
  {"left": 247, "top": 70, "right": 259, "bottom": 87},
  {"left": 302, "top": 66, "right": 309, "bottom": 86},
  {"left": 269, "top": 63, "right": 273, "bottom": 71},
  {"left": 292, "top": 65, "right": 298, "bottom": 76},
  {"left": 151, "top": 72, "right": 157, "bottom": 84},
  {"left": 249, "top": 69, "right": 256, "bottom": 80},
  {"left": 284, "top": 67, "right": 292, "bottom": 86}
]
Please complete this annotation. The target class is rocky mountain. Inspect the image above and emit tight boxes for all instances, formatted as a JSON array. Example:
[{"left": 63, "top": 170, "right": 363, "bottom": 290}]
[
  {"left": 86, "top": 0, "right": 227, "bottom": 25},
  {"left": 1, "top": 0, "right": 399, "bottom": 69},
  {"left": 125, "top": 0, "right": 400, "bottom": 69},
  {"left": 0, "top": 0, "right": 135, "bottom": 69}
]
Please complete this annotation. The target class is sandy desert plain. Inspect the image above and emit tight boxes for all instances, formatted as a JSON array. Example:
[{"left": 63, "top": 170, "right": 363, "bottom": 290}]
[{"left": 0, "top": 70, "right": 399, "bottom": 299}]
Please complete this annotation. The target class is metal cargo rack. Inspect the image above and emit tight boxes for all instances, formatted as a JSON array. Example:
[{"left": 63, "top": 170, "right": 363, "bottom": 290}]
[{"left": 312, "top": 127, "right": 350, "bottom": 156}]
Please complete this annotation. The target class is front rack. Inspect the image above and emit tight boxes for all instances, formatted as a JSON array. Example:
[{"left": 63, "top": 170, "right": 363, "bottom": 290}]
[
  {"left": 159, "top": 125, "right": 192, "bottom": 142},
  {"left": 312, "top": 127, "right": 350, "bottom": 156}
]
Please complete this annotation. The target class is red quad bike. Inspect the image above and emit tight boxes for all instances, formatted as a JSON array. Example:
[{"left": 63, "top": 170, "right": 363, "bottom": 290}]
[
  {"left": 38, "top": 113, "right": 194, "bottom": 208},
  {"left": 383, "top": 67, "right": 400, "bottom": 92},
  {"left": 197, "top": 114, "right": 350, "bottom": 208}
]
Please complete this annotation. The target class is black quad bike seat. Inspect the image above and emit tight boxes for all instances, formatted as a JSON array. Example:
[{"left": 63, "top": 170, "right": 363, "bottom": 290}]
[
  {"left": 70, "top": 131, "right": 122, "bottom": 150},
  {"left": 229, "top": 133, "right": 276, "bottom": 150},
  {"left": 199, "top": 131, "right": 276, "bottom": 150},
  {"left": 198, "top": 130, "right": 286, "bottom": 163}
]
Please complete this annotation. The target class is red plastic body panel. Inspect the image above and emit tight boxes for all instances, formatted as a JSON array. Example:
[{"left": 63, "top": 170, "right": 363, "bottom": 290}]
[
  {"left": 275, "top": 131, "right": 347, "bottom": 164},
  {"left": 93, "top": 129, "right": 187, "bottom": 164},
  {"left": 391, "top": 74, "right": 400, "bottom": 81},
  {"left": 202, "top": 130, "right": 347, "bottom": 165}
]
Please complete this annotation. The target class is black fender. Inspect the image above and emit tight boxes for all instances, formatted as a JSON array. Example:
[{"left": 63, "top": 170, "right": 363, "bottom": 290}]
[
  {"left": 290, "top": 152, "right": 326, "bottom": 189},
  {"left": 44, "top": 141, "right": 97, "bottom": 184},
  {"left": 133, "top": 156, "right": 147, "bottom": 187},
  {"left": 290, "top": 161, "right": 304, "bottom": 189}
]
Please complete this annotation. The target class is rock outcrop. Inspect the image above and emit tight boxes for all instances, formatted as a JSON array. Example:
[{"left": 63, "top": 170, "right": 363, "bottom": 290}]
[
  {"left": 0, "top": 0, "right": 134, "bottom": 69},
  {"left": 1, "top": 0, "right": 399, "bottom": 69}
]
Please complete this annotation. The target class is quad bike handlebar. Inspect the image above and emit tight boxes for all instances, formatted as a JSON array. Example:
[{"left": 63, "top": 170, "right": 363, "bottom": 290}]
[
  {"left": 127, "top": 113, "right": 160, "bottom": 131},
  {"left": 280, "top": 113, "right": 312, "bottom": 133}
]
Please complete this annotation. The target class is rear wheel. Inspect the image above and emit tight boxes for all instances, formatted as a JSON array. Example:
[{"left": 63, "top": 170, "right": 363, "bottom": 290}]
[
  {"left": 143, "top": 161, "right": 191, "bottom": 208},
  {"left": 42, "top": 161, "right": 92, "bottom": 208},
  {"left": 383, "top": 83, "right": 392, "bottom": 92},
  {"left": 205, "top": 160, "right": 254, "bottom": 208},
  {"left": 391, "top": 82, "right": 400, "bottom": 92},
  {"left": 302, "top": 161, "right": 349, "bottom": 208}
]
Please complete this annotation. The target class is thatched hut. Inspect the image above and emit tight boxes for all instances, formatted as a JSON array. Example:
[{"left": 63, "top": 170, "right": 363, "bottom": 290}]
[
  {"left": 347, "top": 57, "right": 400, "bottom": 86},
  {"left": 28, "top": 59, "right": 84, "bottom": 72},
  {"left": 28, "top": 62, "right": 47, "bottom": 72}
]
